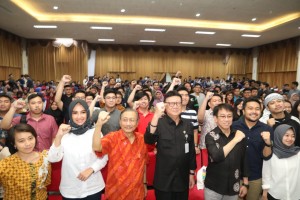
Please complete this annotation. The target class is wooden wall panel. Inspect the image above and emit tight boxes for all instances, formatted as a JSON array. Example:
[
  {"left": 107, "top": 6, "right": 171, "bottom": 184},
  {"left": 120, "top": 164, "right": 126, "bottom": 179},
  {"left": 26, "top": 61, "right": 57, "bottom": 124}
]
[{"left": 258, "top": 71, "right": 296, "bottom": 88}]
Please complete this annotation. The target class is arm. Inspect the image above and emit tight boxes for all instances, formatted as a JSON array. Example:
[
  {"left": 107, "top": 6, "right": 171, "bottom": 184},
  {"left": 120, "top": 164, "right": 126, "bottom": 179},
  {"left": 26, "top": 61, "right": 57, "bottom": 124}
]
[
  {"left": 262, "top": 159, "right": 271, "bottom": 199},
  {"left": 143, "top": 164, "right": 147, "bottom": 198},
  {"left": 55, "top": 75, "right": 71, "bottom": 111},
  {"left": 127, "top": 85, "right": 142, "bottom": 108},
  {"left": 92, "top": 111, "right": 110, "bottom": 152},
  {"left": 99, "top": 81, "right": 108, "bottom": 104},
  {"left": 89, "top": 94, "right": 101, "bottom": 118},
  {"left": 198, "top": 91, "right": 213, "bottom": 123},
  {"left": 261, "top": 131, "right": 272, "bottom": 158},
  {"left": 0, "top": 99, "right": 26, "bottom": 130},
  {"left": 166, "top": 78, "right": 180, "bottom": 93}
]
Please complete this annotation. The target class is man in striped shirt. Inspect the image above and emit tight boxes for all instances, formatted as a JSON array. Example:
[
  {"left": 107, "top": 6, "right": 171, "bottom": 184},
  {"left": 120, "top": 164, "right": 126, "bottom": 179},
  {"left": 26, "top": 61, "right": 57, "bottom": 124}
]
[{"left": 177, "top": 86, "right": 200, "bottom": 154}]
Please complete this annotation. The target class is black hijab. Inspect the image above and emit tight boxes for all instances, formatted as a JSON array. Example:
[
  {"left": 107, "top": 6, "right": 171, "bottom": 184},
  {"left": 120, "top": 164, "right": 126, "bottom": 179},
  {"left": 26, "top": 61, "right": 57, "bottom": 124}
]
[
  {"left": 273, "top": 124, "right": 300, "bottom": 159},
  {"left": 68, "top": 99, "right": 92, "bottom": 135}
]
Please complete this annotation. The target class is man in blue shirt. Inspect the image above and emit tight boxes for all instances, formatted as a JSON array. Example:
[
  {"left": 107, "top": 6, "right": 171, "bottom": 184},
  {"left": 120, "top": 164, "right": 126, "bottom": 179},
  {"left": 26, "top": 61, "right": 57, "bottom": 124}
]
[{"left": 232, "top": 98, "right": 273, "bottom": 200}]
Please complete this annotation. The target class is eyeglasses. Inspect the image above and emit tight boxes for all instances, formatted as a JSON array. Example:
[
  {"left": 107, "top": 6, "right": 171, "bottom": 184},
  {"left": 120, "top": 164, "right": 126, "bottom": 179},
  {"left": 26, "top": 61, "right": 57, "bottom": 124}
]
[
  {"left": 165, "top": 102, "right": 182, "bottom": 107},
  {"left": 217, "top": 115, "right": 233, "bottom": 120},
  {"left": 73, "top": 97, "right": 85, "bottom": 100},
  {"left": 121, "top": 118, "right": 137, "bottom": 123}
]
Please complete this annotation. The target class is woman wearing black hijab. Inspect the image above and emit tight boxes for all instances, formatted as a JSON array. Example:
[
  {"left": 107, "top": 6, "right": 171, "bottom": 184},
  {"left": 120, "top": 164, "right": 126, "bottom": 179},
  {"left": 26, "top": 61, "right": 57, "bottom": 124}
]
[
  {"left": 48, "top": 99, "right": 108, "bottom": 200},
  {"left": 44, "top": 101, "right": 64, "bottom": 126},
  {"left": 262, "top": 124, "right": 300, "bottom": 200}
]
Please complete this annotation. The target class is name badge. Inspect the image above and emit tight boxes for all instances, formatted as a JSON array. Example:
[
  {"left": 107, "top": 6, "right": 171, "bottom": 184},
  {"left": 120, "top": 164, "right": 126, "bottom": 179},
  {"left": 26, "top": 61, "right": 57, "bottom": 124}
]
[{"left": 185, "top": 143, "right": 189, "bottom": 153}]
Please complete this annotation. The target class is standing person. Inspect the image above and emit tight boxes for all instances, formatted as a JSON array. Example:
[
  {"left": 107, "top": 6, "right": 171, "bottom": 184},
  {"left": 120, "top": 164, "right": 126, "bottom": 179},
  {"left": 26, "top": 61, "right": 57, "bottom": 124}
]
[
  {"left": 198, "top": 92, "right": 223, "bottom": 166},
  {"left": 262, "top": 124, "right": 300, "bottom": 200},
  {"left": 191, "top": 83, "right": 205, "bottom": 109},
  {"left": 48, "top": 100, "right": 108, "bottom": 199},
  {"left": 232, "top": 98, "right": 273, "bottom": 200},
  {"left": 205, "top": 104, "right": 248, "bottom": 199},
  {"left": 145, "top": 91, "right": 196, "bottom": 200},
  {"left": 92, "top": 109, "right": 148, "bottom": 200},
  {"left": 0, "top": 123, "right": 51, "bottom": 199},
  {"left": 44, "top": 101, "right": 64, "bottom": 126},
  {"left": 1, "top": 93, "right": 58, "bottom": 151},
  {"left": 283, "top": 100, "right": 292, "bottom": 114},
  {"left": 233, "top": 99, "right": 244, "bottom": 121}
]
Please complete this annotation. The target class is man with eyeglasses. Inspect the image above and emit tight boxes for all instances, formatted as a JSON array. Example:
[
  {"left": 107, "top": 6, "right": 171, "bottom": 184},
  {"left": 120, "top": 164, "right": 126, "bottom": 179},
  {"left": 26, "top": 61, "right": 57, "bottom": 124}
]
[
  {"left": 91, "top": 89, "right": 120, "bottom": 136},
  {"left": 55, "top": 75, "right": 87, "bottom": 123},
  {"left": 232, "top": 98, "right": 273, "bottom": 200},
  {"left": 145, "top": 91, "right": 196, "bottom": 200},
  {"left": 205, "top": 103, "right": 248, "bottom": 200}
]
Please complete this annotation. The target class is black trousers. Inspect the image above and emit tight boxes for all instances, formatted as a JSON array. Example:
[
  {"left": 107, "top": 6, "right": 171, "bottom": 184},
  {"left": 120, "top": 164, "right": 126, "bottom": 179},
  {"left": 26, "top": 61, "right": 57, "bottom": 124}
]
[
  {"left": 155, "top": 188, "right": 189, "bottom": 200},
  {"left": 62, "top": 191, "right": 102, "bottom": 200}
]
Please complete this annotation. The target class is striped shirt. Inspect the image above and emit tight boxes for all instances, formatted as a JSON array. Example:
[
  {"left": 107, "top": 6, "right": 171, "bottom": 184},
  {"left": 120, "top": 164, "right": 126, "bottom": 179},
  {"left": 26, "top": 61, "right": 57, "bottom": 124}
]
[{"left": 181, "top": 108, "right": 199, "bottom": 130}]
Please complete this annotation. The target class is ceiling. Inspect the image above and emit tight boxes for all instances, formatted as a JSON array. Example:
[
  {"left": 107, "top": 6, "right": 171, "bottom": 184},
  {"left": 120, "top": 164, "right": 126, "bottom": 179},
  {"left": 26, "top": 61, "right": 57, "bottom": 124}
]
[{"left": 0, "top": 0, "right": 300, "bottom": 48}]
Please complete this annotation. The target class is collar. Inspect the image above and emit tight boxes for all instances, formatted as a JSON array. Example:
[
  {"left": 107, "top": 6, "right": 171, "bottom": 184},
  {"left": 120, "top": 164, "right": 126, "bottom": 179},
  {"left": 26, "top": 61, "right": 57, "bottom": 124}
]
[
  {"left": 27, "top": 113, "right": 45, "bottom": 121},
  {"left": 165, "top": 114, "right": 183, "bottom": 125},
  {"left": 120, "top": 129, "right": 138, "bottom": 142}
]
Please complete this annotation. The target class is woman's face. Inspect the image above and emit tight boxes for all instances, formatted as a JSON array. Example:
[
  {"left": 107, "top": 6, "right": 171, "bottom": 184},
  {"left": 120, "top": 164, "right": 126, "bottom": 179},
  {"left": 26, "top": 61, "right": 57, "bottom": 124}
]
[
  {"left": 226, "top": 93, "right": 233, "bottom": 101},
  {"left": 15, "top": 132, "right": 36, "bottom": 154},
  {"left": 51, "top": 102, "right": 58, "bottom": 110},
  {"left": 116, "top": 94, "right": 123, "bottom": 104},
  {"left": 138, "top": 96, "right": 149, "bottom": 109},
  {"left": 237, "top": 101, "right": 243, "bottom": 110},
  {"left": 282, "top": 128, "right": 295, "bottom": 147},
  {"left": 155, "top": 92, "right": 162, "bottom": 99},
  {"left": 72, "top": 103, "right": 87, "bottom": 126},
  {"left": 284, "top": 102, "right": 292, "bottom": 113}
]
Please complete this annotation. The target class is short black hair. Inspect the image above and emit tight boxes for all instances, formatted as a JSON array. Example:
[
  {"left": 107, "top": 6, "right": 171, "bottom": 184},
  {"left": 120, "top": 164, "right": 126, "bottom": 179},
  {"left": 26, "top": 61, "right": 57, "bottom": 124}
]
[
  {"left": 0, "top": 93, "right": 13, "bottom": 102},
  {"left": 292, "top": 81, "right": 299, "bottom": 87},
  {"left": 242, "top": 97, "right": 261, "bottom": 110},
  {"left": 164, "top": 91, "right": 182, "bottom": 102},
  {"left": 134, "top": 91, "right": 150, "bottom": 101},
  {"left": 104, "top": 89, "right": 116, "bottom": 98},
  {"left": 176, "top": 86, "right": 189, "bottom": 93},
  {"left": 27, "top": 93, "right": 43, "bottom": 103},
  {"left": 213, "top": 103, "right": 234, "bottom": 116}
]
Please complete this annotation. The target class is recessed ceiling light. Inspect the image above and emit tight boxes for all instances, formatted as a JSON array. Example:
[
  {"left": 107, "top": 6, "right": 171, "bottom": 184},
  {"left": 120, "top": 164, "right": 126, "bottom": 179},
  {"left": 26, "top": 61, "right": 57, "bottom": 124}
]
[
  {"left": 179, "top": 42, "right": 195, "bottom": 45},
  {"left": 195, "top": 31, "right": 215, "bottom": 35},
  {"left": 216, "top": 43, "right": 231, "bottom": 47},
  {"left": 98, "top": 39, "right": 115, "bottom": 42},
  {"left": 298, "top": 27, "right": 300, "bottom": 29},
  {"left": 120, "top": 9, "right": 126, "bottom": 13},
  {"left": 33, "top": 25, "right": 57, "bottom": 29},
  {"left": 241, "top": 34, "right": 261, "bottom": 38},
  {"left": 195, "top": 13, "right": 201, "bottom": 17},
  {"left": 252, "top": 18, "right": 257, "bottom": 21},
  {"left": 144, "top": 28, "right": 165, "bottom": 32},
  {"left": 90, "top": 26, "right": 112, "bottom": 30},
  {"left": 53, "top": 6, "right": 58, "bottom": 10},
  {"left": 140, "top": 40, "right": 156, "bottom": 43}
]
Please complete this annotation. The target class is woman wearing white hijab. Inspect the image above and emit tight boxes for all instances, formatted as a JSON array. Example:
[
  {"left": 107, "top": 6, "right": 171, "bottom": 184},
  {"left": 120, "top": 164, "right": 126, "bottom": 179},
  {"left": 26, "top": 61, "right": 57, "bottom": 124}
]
[
  {"left": 262, "top": 124, "right": 300, "bottom": 200},
  {"left": 48, "top": 99, "right": 108, "bottom": 200}
]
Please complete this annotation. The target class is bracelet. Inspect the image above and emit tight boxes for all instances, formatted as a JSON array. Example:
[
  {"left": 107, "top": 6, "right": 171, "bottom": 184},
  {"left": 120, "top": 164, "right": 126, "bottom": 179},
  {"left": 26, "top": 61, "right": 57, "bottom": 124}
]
[
  {"left": 242, "top": 183, "right": 249, "bottom": 189},
  {"left": 189, "top": 172, "right": 195, "bottom": 175},
  {"left": 150, "top": 124, "right": 157, "bottom": 127}
]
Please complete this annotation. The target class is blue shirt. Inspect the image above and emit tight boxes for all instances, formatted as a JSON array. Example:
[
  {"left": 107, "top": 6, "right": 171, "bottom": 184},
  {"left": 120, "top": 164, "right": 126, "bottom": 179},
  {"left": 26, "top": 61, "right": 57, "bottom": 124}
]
[{"left": 232, "top": 116, "right": 273, "bottom": 181}]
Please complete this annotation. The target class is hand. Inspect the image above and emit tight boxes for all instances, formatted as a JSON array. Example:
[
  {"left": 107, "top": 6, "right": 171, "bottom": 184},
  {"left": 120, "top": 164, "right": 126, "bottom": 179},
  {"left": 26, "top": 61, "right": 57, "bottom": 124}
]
[
  {"left": 195, "top": 147, "right": 200, "bottom": 154},
  {"left": 134, "top": 85, "right": 142, "bottom": 91},
  {"left": 155, "top": 102, "right": 165, "bottom": 117},
  {"left": 267, "top": 118, "right": 275, "bottom": 127},
  {"left": 239, "top": 185, "right": 247, "bottom": 198},
  {"left": 61, "top": 75, "right": 71, "bottom": 83},
  {"left": 133, "top": 101, "right": 140, "bottom": 110},
  {"left": 234, "top": 130, "right": 245, "bottom": 143},
  {"left": 97, "top": 111, "right": 110, "bottom": 126},
  {"left": 189, "top": 174, "right": 195, "bottom": 189},
  {"left": 172, "top": 78, "right": 181, "bottom": 86},
  {"left": 77, "top": 167, "right": 94, "bottom": 181},
  {"left": 114, "top": 82, "right": 121, "bottom": 88},
  {"left": 102, "top": 81, "right": 108, "bottom": 88},
  {"left": 205, "top": 91, "right": 214, "bottom": 100},
  {"left": 175, "top": 70, "right": 182, "bottom": 77},
  {"left": 261, "top": 131, "right": 271, "bottom": 145},
  {"left": 12, "top": 99, "right": 26, "bottom": 110},
  {"left": 94, "top": 94, "right": 101, "bottom": 102},
  {"left": 262, "top": 190, "right": 268, "bottom": 200},
  {"left": 57, "top": 124, "right": 71, "bottom": 137}
]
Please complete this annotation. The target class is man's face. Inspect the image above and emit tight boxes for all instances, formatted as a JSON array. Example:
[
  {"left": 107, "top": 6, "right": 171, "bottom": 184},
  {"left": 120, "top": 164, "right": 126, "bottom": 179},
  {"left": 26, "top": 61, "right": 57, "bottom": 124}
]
[
  {"left": 104, "top": 93, "right": 116, "bottom": 108},
  {"left": 138, "top": 96, "right": 149, "bottom": 109},
  {"left": 90, "top": 88, "right": 98, "bottom": 95},
  {"left": 208, "top": 96, "right": 222, "bottom": 109},
  {"left": 178, "top": 90, "right": 190, "bottom": 106},
  {"left": 184, "top": 83, "right": 191, "bottom": 92},
  {"left": 233, "top": 89, "right": 240, "bottom": 96},
  {"left": 119, "top": 111, "right": 138, "bottom": 134},
  {"left": 28, "top": 96, "right": 43, "bottom": 114},
  {"left": 64, "top": 87, "right": 72, "bottom": 95},
  {"left": 267, "top": 99, "right": 284, "bottom": 114},
  {"left": 109, "top": 79, "right": 116, "bottom": 86},
  {"left": 73, "top": 92, "right": 86, "bottom": 101},
  {"left": 165, "top": 96, "right": 182, "bottom": 117},
  {"left": 0, "top": 97, "right": 11, "bottom": 112},
  {"left": 243, "top": 101, "right": 261, "bottom": 122},
  {"left": 243, "top": 90, "right": 251, "bottom": 99},
  {"left": 251, "top": 89, "right": 258, "bottom": 97},
  {"left": 193, "top": 85, "right": 201, "bottom": 94},
  {"left": 260, "top": 84, "right": 266, "bottom": 90},
  {"left": 85, "top": 96, "right": 94, "bottom": 107},
  {"left": 153, "top": 83, "right": 160, "bottom": 90},
  {"left": 214, "top": 109, "right": 233, "bottom": 131}
]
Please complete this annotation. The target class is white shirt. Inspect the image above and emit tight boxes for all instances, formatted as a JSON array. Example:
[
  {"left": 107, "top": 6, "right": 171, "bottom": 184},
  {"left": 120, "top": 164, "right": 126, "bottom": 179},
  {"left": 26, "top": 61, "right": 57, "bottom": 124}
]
[
  {"left": 48, "top": 128, "right": 108, "bottom": 198},
  {"left": 262, "top": 152, "right": 300, "bottom": 200}
]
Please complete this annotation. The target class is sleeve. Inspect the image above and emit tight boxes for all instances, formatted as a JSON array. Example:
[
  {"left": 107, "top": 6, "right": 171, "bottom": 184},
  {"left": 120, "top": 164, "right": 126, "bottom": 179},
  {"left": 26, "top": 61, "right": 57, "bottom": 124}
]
[
  {"left": 262, "top": 127, "right": 274, "bottom": 161},
  {"left": 262, "top": 158, "right": 271, "bottom": 190},
  {"left": 11, "top": 116, "right": 21, "bottom": 126},
  {"left": 91, "top": 110, "right": 100, "bottom": 123},
  {"left": 47, "top": 143, "right": 64, "bottom": 163},
  {"left": 144, "top": 124, "right": 159, "bottom": 144},
  {"left": 188, "top": 123, "right": 197, "bottom": 170},
  {"left": 240, "top": 139, "right": 249, "bottom": 178},
  {"left": 205, "top": 132, "right": 225, "bottom": 163},
  {"left": 100, "top": 133, "right": 114, "bottom": 155},
  {"left": 50, "top": 116, "right": 58, "bottom": 139},
  {"left": 90, "top": 154, "right": 108, "bottom": 172}
]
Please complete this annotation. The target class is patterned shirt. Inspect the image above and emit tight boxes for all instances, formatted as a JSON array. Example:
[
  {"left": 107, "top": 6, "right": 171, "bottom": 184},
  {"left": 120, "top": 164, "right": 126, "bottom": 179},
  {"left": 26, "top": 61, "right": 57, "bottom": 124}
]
[
  {"left": 200, "top": 109, "right": 217, "bottom": 149},
  {"left": 0, "top": 150, "right": 51, "bottom": 200},
  {"left": 96, "top": 130, "right": 148, "bottom": 200},
  {"left": 12, "top": 113, "right": 58, "bottom": 151}
]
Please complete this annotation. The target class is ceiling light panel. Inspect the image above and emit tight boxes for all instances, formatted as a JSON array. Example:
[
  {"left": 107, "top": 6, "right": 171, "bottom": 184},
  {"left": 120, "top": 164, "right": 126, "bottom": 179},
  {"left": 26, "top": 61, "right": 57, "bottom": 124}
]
[
  {"left": 140, "top": 40, "right": 156, "bottom": 43},
  {"left": 195, "top": 31, "right": 215, "bottom": 35},
  {"left": 33, "top": 25, "right": 57, "bottom": 29},
  {"left": 53, "top": 6, "right": 58, "bottom": 10},
  {"left": 90, "top": 26, "right": 112, "bottom": 30},
  {"left": 179, "top": 42, "right": 194, "bottom": 45},
  {"left": 98, "top": 39, "right": 115, "bottom": 41},
  {"left": 241, "top": 34, "right": 261, "bottom": 37},
  {"left": 216, "top": 43, "right": 231, "bottom": 46},
  {"left": 144, "top": 28, "right": 165, "bottom": 32}
]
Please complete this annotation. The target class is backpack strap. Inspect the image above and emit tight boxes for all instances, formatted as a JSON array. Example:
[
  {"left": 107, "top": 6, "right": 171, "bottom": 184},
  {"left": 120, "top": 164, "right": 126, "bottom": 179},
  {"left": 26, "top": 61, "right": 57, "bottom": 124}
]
[{"left": 20, "top": 115, "right": 27, "bottom": 124}]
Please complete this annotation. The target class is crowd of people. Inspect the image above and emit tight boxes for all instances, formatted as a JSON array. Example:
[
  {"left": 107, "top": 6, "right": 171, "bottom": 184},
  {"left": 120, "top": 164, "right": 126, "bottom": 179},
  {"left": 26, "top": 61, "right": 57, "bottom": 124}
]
[{"left": 0, "top": 71, "right": 300, "bottom": 200}]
